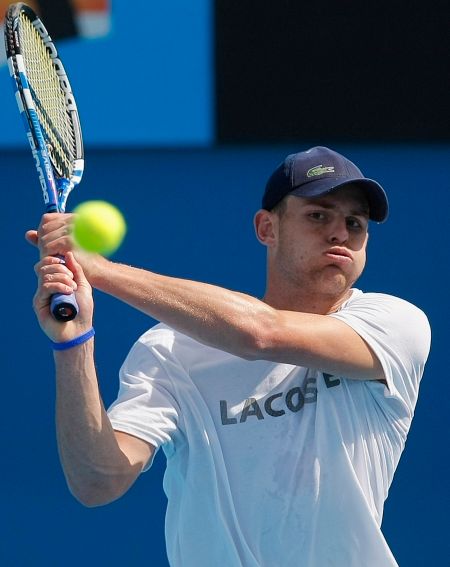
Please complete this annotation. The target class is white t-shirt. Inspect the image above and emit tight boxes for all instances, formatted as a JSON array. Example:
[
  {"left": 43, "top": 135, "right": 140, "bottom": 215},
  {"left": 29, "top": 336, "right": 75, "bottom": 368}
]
[{"left": 108, "top": 290, "right": 431, "bottom": 567}]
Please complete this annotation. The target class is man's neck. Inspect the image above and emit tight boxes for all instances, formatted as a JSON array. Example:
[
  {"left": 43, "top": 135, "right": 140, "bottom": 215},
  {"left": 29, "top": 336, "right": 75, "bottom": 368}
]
[{"left": 262, "top": 285, "right": 353, "bottom": 315}]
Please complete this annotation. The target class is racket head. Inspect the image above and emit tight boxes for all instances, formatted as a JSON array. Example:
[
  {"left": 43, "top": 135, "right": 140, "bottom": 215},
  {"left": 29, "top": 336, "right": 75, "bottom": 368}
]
[{"left": 4, "top": 2, "right": 84, "bottom": 212}]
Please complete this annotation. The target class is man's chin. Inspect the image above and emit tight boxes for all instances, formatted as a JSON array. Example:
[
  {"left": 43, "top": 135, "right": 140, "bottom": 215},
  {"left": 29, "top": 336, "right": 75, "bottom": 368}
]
[{"left": 317, "top": 271, "right": 354, "bottom": 296}]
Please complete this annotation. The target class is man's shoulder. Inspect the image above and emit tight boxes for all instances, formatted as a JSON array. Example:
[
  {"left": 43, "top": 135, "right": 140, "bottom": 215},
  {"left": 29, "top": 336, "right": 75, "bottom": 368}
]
[
  {"left": 345, "top": 289, "right": 428, "bottom": 319},
  {"left": 338, "top": 289, "right": 431, "bottom": 350},
  {"left": 138, "top": 323, "right": 192, "bottom": 349},
  {"left": 140, "top": 322, "right": 177, "bottom": 340},
  {"left": 136, "top": 323, "right": 232, "bottom": 361}
]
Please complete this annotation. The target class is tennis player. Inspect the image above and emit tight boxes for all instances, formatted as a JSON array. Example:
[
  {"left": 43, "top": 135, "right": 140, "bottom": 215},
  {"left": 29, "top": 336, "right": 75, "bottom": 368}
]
[{"left": 28, "top": 146, "right": 430, "bottom": 567}]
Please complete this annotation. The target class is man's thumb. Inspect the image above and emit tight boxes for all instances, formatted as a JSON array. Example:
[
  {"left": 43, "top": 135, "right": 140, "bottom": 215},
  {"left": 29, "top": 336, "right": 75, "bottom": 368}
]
[{"left": 25, "top": 230, "right": 38, "bottom": 247}]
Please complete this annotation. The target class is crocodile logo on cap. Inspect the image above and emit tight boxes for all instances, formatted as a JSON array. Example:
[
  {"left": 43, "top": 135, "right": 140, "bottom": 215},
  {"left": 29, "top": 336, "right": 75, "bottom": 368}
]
[{"left": 306, "top": 165, "right": 335, "bottom": 178}]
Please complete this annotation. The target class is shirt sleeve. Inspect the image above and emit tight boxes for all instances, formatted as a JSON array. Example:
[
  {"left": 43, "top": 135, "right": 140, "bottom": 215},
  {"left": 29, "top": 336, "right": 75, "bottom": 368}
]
[
  {"left": 107, "top": 336, "right": 181, "bottom": 469},
  {"left": 329, "top": 293, "right": 431, "bottom": 415}
]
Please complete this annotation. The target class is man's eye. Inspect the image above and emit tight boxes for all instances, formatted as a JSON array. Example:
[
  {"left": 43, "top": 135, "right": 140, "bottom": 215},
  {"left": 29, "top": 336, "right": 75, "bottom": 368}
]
[
  {"left": 347, "top": 218, "right": 362, "bottom": 229},
  {"left": 309, "top": 212, "right": 326, "bottom": 220}
]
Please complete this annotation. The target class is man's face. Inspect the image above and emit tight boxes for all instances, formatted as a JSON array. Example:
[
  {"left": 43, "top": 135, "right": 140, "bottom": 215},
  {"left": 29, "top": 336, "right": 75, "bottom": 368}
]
[{"left": 268, "top": 185, "right": 370, "bottom": 296}]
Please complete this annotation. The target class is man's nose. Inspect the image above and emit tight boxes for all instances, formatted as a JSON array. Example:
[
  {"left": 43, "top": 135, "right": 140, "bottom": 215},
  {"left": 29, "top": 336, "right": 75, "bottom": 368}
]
[{"left": 327, "top": 219, "right": 349, "bottom": 244}]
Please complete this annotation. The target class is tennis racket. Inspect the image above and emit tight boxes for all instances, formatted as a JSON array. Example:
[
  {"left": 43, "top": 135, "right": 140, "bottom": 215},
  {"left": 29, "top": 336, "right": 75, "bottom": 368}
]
[{"left": 4, "top": 2, "right": 84, "bottom": 322}]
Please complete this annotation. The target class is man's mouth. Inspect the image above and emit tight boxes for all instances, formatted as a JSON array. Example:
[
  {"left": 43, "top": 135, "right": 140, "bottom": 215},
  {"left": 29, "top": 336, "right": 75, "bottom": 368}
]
[{"left": 324, "top": 248, "right": 353, "bottom": 263}]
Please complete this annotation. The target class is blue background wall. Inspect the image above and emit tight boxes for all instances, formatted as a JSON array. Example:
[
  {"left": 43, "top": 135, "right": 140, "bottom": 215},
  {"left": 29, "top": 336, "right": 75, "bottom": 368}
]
[
  {"left": 0, "top": 145, "right": 448, "bottom": 566},
  {"left": 0, "top": 0, "right": 213, "bottom": 147}
]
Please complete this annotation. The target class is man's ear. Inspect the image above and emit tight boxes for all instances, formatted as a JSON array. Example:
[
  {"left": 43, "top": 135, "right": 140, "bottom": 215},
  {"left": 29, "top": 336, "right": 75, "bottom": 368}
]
[{"left": 254, "top": 209, "right": 278, "bottom": 247}]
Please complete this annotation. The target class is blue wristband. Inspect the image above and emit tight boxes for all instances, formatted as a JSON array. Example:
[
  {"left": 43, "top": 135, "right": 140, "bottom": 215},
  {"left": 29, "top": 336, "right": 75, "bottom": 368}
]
[{"left": 51, "top": 328, "right": 95, "bottom": 351}]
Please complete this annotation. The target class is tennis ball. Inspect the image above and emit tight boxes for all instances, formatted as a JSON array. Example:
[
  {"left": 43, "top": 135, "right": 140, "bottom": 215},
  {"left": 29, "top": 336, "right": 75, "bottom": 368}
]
[{"left": 72, "top": 200, "right": 127, "bottom": 256}]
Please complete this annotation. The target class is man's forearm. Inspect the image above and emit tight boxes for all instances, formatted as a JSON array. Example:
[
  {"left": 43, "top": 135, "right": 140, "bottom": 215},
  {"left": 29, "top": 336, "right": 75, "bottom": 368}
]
[
  {"left": 91, "top": 259, "right": 275, "bottom": 359},
  {"left": 54, "top": 341, "right": 140, "bottom": 506}
]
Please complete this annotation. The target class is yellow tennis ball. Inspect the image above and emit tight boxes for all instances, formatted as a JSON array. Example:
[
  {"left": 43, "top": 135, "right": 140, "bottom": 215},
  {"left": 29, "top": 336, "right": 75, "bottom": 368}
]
[{"left": 72, "top": 200, "right": 127, "bottom": 256}]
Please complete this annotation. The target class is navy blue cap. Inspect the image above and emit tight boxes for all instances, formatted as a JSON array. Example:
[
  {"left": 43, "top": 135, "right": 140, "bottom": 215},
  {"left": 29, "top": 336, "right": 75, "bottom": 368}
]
[{"left": 262, "top": 146, "right": 389, "bottom": 222}]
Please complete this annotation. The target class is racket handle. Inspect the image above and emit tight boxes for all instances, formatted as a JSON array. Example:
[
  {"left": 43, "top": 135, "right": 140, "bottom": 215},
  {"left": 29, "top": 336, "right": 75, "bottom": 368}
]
[
  {"left": 51, "top": 292, "right": 79, "bottom": 322},
  {"left": 50, "top": 255, "right": 78, "bottom": 322}
]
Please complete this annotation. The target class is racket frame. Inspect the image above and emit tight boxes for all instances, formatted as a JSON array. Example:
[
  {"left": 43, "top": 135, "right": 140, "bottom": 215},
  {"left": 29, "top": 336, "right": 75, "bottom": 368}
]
[{"left": 5, "top": 3, "right": 85, "bottom": 321}]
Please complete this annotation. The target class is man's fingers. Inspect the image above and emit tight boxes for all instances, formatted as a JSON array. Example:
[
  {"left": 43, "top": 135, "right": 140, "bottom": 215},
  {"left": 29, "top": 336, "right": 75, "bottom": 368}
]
[
  {"left": 27, "top": 213, "right": 75, "bottom": 250},
  {"left": 37, "top": 213, "right": 76, "bottom": 257},
  {"left": 39, "top": 212, "right": 75, "bottom": 231},
  {"left": 34, "top": 256, "right": 66, "bottom": 275},
  {"left": 41, "top": 271, "right": 77, "bottom": 290},
  {"left": 64, "top": 252, "right": 88, "bottom": 285},
  {"left": 40, "top": 236, "right": 75, "bottom": 257},
  {"left": 35, "top": 257, "right": 77, "bottom": 292}
]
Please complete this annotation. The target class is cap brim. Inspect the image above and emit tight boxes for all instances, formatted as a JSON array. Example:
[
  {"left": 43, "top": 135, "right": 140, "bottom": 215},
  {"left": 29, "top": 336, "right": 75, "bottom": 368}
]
[{"left": 291, "top": 177, "right": 389, "bottom": 222}]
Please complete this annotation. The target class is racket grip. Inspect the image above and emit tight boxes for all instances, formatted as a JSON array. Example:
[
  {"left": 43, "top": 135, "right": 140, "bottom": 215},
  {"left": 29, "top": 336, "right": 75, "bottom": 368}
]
[
  {"left": 50, "top": 254, "right": 78, "bottom": 322},
  {"left": 51, "top": 292, "right": 79, "bottom": 322}
]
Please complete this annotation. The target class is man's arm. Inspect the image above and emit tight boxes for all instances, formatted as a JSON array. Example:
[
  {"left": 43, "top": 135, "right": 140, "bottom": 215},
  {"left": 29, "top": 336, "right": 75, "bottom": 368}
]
[
  {"left": 34, "top": 252, "right": 154, "bottom": 506},
  {"left": 54, "top": 340, "right": 154, "bottom": 506},
  {"left": 32, "top": 214, "right": 383, "bottom": 382},
  {"left": 94, "top": 263, "right": 383, "bottom": 381}
]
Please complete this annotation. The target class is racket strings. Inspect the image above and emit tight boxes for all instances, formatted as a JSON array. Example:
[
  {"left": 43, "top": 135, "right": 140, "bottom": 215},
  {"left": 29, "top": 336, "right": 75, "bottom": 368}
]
[{"left": 18, "top": 14, "right": 77, "bottom": 178}]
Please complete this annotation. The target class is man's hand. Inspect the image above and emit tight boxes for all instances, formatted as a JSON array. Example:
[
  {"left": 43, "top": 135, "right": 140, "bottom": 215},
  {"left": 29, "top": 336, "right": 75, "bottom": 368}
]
[
  {"left": 26, "top": 213, "right": 96, "bottom": 341},
  {"left": 33, "top": 252, "right": 93, "bottom": 342},
  {"left": 26, "top": 213, "right": 107, "bottom": 284}
]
